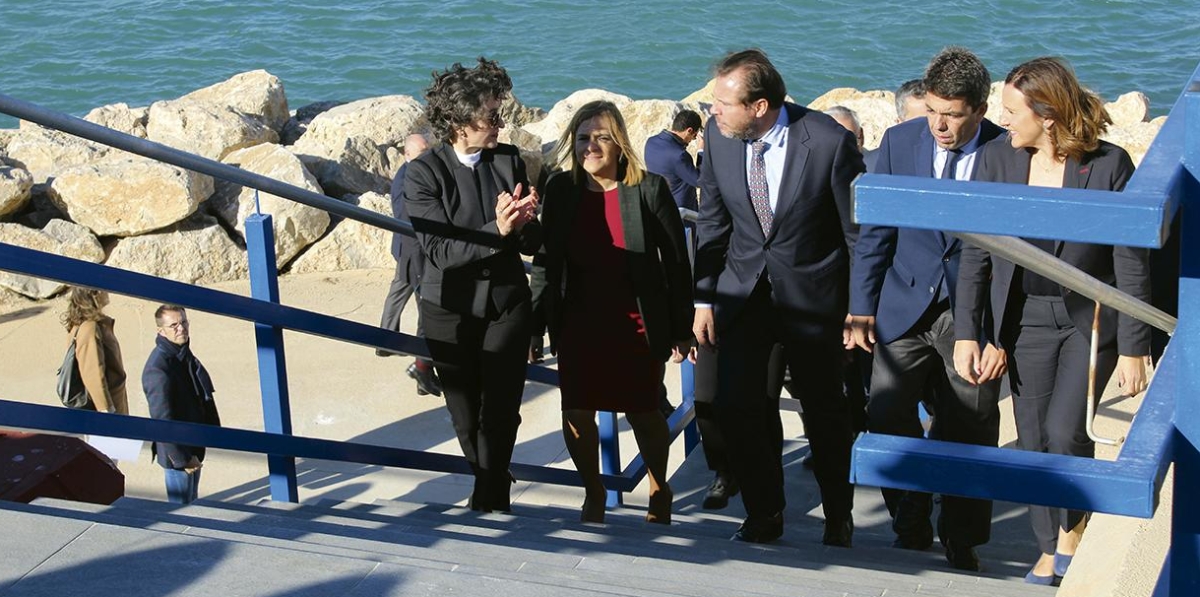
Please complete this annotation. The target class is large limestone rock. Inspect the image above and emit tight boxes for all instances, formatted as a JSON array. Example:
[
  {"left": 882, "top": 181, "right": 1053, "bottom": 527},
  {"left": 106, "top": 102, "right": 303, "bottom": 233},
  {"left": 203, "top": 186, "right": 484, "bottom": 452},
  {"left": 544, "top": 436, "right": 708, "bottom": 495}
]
[
  {"left": 0, "top": 128, "right": 18, "bottom": 154},
  {"left": 291, "top": 95, "right": 425, "bottom": 196},
  {"left": 106, "top": 212, "right": 247, "bottom": 284},
  {"left": 146, "top": 98, "right": 279, "bottom": 161},
  {"left": 521, "top": 89, "right": 634, "bottom": 152},
  {"left": 209, "top": 143, "right": 330, "bottom": 268},
  {"left": 281, "top": 100, "right": 344, "bottom": 146},
  {"left": 621, "top": 99, "right": 688, "bottom": 165},
  {"left": 178, "top": 70, "right": 291, "bottom": 133},
  {"left": 288, "top": 192, "right": 393, "bottom": 274},
  {"left": 4, "top": 126, "right": 111, "bottom": 183},
  {"left": 0, "top": 164, "right": 33, "bottom": 218},
  {"left": 500, "top": 94, "right": 547, "bottom": 129},
  {"left": 1104, "top": 116, "right": 1166, "bottom": 167},
  {"left": 808, "top": 88, "right": 896, "bottom": 151},
  {"left": 84, "top": 103, "right": 149, "bottom": 138},
  {"left": 0, "top": 219, "right": 104, "bottom": 298},
  {"left": 1106, "top": 92, "right": 1150, "bottom": 127},
  {"left": 48, "top": 157, "right": 213, "bottom": 237},
  {"left": 499, "top": 126, "right": 547, "bottom": 182}
]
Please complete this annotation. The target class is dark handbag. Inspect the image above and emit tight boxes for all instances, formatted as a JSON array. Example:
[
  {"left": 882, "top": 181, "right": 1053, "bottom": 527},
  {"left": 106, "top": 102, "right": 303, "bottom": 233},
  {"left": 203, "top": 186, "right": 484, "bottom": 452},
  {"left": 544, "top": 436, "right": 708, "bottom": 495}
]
[{"left": 56, "top": 331, "right": 90, "bottom": 409}]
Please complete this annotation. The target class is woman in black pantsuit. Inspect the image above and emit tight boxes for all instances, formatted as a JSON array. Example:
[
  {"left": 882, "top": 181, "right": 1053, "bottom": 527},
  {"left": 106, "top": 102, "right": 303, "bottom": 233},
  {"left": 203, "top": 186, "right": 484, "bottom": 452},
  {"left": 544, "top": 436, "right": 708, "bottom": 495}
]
[
  {"left": 404, "top": 57, "right": 542, "bottom": 512},
  {"left": 953, "top": 57, "right": 1151, "bottom": 585}
]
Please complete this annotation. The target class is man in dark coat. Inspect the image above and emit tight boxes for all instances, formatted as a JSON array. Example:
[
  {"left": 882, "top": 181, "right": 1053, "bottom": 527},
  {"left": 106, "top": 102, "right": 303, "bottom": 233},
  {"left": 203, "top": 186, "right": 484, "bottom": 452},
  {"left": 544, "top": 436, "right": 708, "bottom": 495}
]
[
  {"left": 378, "top": 132, "right": 442, "bottom": 396},
  {"left": 143, "top": 305, "right": 219, "bottom": 504}
]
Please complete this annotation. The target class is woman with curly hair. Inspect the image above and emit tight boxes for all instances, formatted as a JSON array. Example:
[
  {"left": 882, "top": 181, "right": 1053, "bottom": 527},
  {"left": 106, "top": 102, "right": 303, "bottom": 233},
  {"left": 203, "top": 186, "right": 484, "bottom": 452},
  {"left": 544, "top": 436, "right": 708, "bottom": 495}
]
[
  {"left": 61, "top": 287, "right": 128, "bottom": 414},
  {"left": 953, "top": 57, "right": 1151, "bottom": 584},
  {"left": 530, "top": 101, "right": 692, "bottom": 524},
  {"left": 404, "top": 57, "right": 541, "bottom": 512}
]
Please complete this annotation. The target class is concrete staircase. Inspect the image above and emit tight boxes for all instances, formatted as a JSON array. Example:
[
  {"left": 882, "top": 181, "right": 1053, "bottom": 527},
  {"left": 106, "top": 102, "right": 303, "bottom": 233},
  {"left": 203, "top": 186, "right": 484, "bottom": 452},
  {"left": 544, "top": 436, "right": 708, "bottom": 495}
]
[{"left": 0, "top": 487, "right": 1057, "bottom": 597}]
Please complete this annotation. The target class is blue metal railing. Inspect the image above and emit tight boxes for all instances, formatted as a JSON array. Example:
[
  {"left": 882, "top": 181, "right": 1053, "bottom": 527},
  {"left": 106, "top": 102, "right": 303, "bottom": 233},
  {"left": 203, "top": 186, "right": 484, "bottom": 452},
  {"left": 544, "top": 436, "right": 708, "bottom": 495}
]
[
  {"left": 849, "top": 63, "right": 1200, "bottom": 596},
  {"left": 0, "top": 92, "right": 696, "bottom": 508}
]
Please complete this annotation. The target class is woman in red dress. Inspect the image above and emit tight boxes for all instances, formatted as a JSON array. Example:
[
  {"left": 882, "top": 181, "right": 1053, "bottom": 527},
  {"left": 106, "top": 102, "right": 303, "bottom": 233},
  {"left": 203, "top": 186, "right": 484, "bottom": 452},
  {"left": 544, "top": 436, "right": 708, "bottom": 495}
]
[{"left": 531, "top": 101, "right": 693, "bottom": 523}]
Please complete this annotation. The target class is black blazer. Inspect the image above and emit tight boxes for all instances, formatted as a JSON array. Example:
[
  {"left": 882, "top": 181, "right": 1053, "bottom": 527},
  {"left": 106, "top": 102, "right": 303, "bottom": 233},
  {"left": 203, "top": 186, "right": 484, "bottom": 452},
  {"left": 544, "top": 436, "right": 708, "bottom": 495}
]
[
  {"left": 404, "top": 143, "right": 543, "bottom": 318},
  {"left": 954, "top": 138, "right": 1151, "bottom": 356},
  {"left": 851, "top": 117, "right": 1004, "bottom": 344},
  {"left": 530, "top": 171, "right": 694, "bottom": 360},
  {"left": 388, "top": 163, "right": 424, "bottom": 285},
  {"left": 694, "top": 103, "right": 863, "bottom": 331}
]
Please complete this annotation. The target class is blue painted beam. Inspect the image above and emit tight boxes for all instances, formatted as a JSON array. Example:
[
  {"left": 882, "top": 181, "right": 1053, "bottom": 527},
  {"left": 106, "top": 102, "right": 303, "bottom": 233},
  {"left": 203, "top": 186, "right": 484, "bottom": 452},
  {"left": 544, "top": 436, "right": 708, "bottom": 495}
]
[
  {"left": 0, "top": 398, "right": 637, "bottom": 492},
  {"left": 0, "top": 242, "right": 562, "bottom": 386},
  {"left": 853, "top": 176, "right": 1167, "bottom": 248},
  {"left": 851, "top": 345, "right": 1176, "bottom": 518},
  {"left": 852, "top": 63, "right": 1200, "bottom": 250}
]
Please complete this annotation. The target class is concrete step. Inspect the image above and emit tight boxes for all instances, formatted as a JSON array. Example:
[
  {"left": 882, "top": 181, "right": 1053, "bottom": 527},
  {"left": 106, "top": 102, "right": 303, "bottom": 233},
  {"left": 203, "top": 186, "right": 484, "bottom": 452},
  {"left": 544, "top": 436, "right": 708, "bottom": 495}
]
[
  {"left": 39, "top": 494, "right": 1054, "bottom": 597},
  {"left": 0, "top": 501, "right": 644, "bottom": 597}
]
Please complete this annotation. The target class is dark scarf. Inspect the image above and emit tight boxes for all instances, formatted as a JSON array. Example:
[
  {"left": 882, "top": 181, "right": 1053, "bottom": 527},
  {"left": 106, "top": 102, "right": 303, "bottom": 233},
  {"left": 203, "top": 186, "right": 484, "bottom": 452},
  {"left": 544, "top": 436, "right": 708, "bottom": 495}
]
[{"left": 154, "top": 334, "right": 216, "bottom": 401}]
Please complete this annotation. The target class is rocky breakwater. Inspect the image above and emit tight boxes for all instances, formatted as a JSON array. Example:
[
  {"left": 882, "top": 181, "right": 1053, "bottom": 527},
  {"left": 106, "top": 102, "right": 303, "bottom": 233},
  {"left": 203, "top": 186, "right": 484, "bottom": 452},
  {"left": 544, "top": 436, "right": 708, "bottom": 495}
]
[{"left": 0, "top": 70, "right": 1166, "bottom": 303}]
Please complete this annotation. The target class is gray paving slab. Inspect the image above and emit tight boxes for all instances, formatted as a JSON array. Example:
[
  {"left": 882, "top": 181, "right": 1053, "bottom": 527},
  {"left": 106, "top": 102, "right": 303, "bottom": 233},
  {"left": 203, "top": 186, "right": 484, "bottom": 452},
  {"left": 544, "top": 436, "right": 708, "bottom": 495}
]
[
  {"left": 0, "top": 518, "right": 378, "bottom": 597},
  {"left": 0, "top": 508, "right": 92, "bottom": 592}
]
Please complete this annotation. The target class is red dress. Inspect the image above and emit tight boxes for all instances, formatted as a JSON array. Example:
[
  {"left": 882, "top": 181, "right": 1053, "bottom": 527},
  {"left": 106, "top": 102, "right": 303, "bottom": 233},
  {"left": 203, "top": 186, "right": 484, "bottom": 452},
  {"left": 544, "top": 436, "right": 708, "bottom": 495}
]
[{"left": 557, "top": 187, "right": 662, "bottom": 413}]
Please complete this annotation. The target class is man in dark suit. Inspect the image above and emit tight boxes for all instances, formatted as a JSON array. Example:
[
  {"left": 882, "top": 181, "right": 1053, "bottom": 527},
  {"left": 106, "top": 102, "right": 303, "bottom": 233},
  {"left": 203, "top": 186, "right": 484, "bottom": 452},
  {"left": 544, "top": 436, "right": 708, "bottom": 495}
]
[
  {"left": 644, "top": 109, "right": 703, "bottom": 211},
  {"left": 143, "top": 305, "right": 220, "bottom": 504},
  {"left": 693, "top": 49, "right": 863, "bottom": 546},
  {"left": 847, "top": 47, "right": 1004, "bottom": 571},
  {"left": 378, "top": 133, "right": 442, "bottom": 397}
]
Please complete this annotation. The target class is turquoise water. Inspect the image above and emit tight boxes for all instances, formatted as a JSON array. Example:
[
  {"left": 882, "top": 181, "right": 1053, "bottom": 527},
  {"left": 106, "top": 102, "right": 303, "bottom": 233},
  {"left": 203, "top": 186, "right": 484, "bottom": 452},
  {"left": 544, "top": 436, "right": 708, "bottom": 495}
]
[{"left": 1, "top": 0, "right": 1197, "bottom": 128}]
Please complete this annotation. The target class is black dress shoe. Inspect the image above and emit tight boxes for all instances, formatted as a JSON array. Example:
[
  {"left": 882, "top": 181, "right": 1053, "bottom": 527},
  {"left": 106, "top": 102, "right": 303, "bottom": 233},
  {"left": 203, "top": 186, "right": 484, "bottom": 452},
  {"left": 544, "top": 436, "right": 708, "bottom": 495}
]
[
  {"left": 407, "top": 362, "right": 442, "bottom": 396},
  {"left": 732, "top": 512, "right": 783, "bottom": 544},
  {"left": 702, "top": 472, "right": 739, "bottom": 510},
  {"left": 822, "top": 516, "right": 853, "bottom": 548},
  {"left": 943, "top": 540, "right": 982, "bottom": 572},
  {"left": 891, "top": 528, "right": 934, "bottom": 550}
]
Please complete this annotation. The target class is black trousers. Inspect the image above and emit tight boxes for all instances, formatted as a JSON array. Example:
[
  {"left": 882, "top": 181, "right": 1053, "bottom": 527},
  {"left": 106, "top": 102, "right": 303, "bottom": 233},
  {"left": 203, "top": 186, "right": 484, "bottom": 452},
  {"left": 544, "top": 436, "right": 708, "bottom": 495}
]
[
  {"left": 713, "top": 279, "right": 854, "bottom": 524},
  {"left": 867, "top": 306, "right": 1002, "bottom": 547},
  {"left": 379, "top": 259, "right": 428, "bottom": 361},
  {"left": 420, "top": 297, "right": 531, "bottom": 511},
  {"left": 1009, "top": 295, "right": 1117, "bottom": 555}
]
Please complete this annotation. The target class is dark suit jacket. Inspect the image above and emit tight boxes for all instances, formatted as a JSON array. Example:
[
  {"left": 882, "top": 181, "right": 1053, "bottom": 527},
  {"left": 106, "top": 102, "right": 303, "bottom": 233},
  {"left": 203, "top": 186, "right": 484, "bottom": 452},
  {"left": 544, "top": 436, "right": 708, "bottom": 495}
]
[
  {"left": 644, "top": 130, "right": 701, "bottom": 211},
  {"left": 851, "top": 118, "right": 1004, "bottom": 344},
  {"left": 694, "top": 103, "right": 863, "bottom": 332},
  {"left": 389, "top": 163, "right": 424, "bottom": 285},
  {"left": 142, "top": 335, "right": 220, "bottom": 470},
  {"left": 404, "top": 143, "right": 543, "bottom": 318},
  {"left": 954, "top": 138, "right": 1151, "bottom": 356},
  {"left": 530, "top": 171, "right": 694, "bottom": 360}
]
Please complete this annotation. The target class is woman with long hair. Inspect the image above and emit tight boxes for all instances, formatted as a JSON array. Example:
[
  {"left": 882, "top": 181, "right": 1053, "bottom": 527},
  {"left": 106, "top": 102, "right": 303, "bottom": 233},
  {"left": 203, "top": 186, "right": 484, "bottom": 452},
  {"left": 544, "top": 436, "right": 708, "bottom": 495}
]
[
  {"left": 61, "top": 287, "right": 128, "bottom": 414},
  {"left": 531, "top": 101, "right": 693, "bottom": 523},
  {"left": 404, "top": 57, "right": 542, "bottom": 512},
  {"left": 954, "top": 57, "right": 1151, "bottom": 584}
]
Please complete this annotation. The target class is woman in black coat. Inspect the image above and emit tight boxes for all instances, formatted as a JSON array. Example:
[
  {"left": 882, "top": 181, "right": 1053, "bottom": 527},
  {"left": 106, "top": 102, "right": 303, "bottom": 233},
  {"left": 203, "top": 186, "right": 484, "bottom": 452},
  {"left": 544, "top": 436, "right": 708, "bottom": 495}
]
[
  {"left": 953, "top": 57, "right": 1151, "bottom": 584},
  {"left": 531, "top": 101, "right": 693, "bottom": 524},
  {"left": 404, "top": 57, "right": 542, "bottom": 512}
]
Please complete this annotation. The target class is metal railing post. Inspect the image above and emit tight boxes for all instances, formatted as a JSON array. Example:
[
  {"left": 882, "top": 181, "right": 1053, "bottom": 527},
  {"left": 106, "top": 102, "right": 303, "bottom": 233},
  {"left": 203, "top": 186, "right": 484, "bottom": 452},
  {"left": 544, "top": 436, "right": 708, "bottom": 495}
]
[
  {"left": 1169, "top": 82, "right": 1200, "bottom": 597},
  {"left": 245, "top": 213, "right": 299, "bottom": 502},
  {"left": 600, "top": 411, "right": 622, "bottom": 507}
]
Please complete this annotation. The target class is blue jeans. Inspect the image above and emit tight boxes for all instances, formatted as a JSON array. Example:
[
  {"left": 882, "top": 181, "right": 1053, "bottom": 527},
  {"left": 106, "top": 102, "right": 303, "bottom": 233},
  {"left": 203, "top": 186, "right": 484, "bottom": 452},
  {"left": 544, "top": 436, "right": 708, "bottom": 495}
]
[{"left": 164, "top": 468, "right": 201, "bottom": 504}]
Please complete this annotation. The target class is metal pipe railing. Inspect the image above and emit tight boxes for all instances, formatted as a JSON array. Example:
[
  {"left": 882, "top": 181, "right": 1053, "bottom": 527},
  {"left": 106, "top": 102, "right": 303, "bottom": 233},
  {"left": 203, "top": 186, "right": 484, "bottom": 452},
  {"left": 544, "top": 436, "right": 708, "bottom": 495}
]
[{"left": 0, "top": 93, "right": 413, "bottom": 237}]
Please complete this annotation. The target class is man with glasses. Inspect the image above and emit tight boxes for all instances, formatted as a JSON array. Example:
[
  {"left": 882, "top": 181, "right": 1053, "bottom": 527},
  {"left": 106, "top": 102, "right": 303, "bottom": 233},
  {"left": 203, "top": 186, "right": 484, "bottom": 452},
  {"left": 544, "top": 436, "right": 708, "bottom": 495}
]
[{"left": 142, "top": 305, "right": 220, "bottom": 504}]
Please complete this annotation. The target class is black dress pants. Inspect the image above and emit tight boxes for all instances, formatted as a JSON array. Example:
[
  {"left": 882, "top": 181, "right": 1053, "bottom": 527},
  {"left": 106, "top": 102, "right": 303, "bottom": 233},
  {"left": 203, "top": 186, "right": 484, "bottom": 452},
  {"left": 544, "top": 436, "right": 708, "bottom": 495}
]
[
  {"left": 867, "top": 306, "right": 1002, "bottom": 547},
  {"left": 379, "top": 259, "right": 428, "bottom": 361},
  {"left": 713, "top": 279, "right": 854, "bottom": 524},
  {"left": 420, "top": 297, "right": 531, "bottom": 511},
  {"left": 1009, "top": 295, "right": 1117, "bottom": 555}
]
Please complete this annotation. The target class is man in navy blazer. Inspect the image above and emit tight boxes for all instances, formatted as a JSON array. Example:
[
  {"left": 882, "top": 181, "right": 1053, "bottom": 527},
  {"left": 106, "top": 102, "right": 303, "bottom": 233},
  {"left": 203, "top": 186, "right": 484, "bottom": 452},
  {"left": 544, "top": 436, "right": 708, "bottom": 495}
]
[
  {"left": 379, "top": 133, "right": 442, "bottom": 397},
  {"left": 644, "top": 109, "right": 703, "bottom": 211},
  {"left": 693, "top": 49, "right": 863, "bottom": 546},
  {"left": 847, "top": 47, "right": 1004, "bottom": 571}
]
